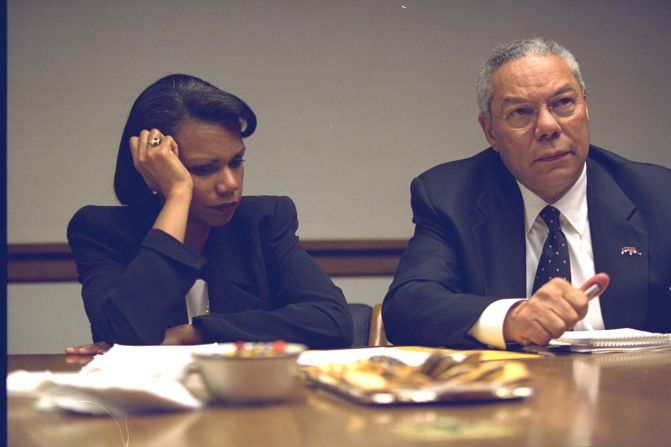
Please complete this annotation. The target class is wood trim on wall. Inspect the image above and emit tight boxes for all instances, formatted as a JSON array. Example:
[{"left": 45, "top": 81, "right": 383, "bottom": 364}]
[{"left": 7, "top": 240, "right": 408, "bottom": 283}]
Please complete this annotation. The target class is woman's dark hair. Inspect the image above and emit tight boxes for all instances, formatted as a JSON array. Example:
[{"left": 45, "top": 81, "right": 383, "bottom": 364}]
[{"left": 114, "top": 74, "right": 257, "bottom": 208}]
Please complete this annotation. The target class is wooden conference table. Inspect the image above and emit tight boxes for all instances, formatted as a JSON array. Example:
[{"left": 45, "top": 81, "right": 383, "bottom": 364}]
[{"left": 7, "top": 349, "right": 671, "bottom": 447}]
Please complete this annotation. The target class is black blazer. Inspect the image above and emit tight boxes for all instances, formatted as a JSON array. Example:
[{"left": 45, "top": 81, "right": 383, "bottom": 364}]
[
  {"left": 67, "top": 195, "right": 353, "bottom": 349},
  {"left": 383, "top": 146, "right": 671, "bottom": 348}
]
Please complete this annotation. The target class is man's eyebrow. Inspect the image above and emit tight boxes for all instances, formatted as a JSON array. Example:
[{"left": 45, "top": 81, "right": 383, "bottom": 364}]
[
  {"left": 552, "top": 85, "right": 579, "bottom": 96},
  {"left": 500, "top": 96, "right": 530, "bottom": 106},
  {"left": 500, "top": 85, "right": 579, "bottom": 106}
]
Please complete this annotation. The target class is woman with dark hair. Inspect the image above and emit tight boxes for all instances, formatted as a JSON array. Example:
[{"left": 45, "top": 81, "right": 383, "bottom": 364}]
[{"left": 66, "top": 74, "right": 353, "bottom": 354}]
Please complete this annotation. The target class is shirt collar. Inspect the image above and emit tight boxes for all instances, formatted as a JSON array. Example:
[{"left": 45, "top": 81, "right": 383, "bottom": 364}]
[{"left": 518, "top": 164, "right": 588, "bottom": 236}]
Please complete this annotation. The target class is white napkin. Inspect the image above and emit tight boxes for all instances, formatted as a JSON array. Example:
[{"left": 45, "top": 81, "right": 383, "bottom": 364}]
[{"left": 7, "top": 344, "right": 218, "bottom": 415}]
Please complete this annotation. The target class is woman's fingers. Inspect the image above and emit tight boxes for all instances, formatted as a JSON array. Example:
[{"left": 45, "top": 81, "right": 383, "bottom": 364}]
[
  {"left": 129, "top": 129, "right": 189, "bottom": 194},
  {"left": 64, "top": 341, "right": 111, "bottom": 356},
  {"left": 162, "top": 325, "right": 205, "bottom": 345}
]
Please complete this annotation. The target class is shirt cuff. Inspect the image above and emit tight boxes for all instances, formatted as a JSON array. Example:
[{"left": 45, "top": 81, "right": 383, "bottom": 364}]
[{"left": 468, "top": 298, "right": 523, "bottom": 350}]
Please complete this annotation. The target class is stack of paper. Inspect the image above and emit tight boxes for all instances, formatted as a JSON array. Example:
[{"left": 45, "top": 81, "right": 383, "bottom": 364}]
[
  {"left": 549, "top": 328, "right": 671, "bottom": 353},
  {"left": 7, "top": 344, "right": 218, "bottom": 414}
]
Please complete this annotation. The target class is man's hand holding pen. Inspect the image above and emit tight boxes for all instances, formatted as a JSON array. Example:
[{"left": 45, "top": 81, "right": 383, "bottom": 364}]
[{"left": 503, "top": 273, "right": 610, "bottom": 346}]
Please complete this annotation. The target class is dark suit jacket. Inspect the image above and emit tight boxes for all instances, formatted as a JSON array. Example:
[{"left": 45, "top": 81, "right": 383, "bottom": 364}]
[
  {"left": 383, "top": 146, "right": 671, "bottom": 348},
  {"left": 67, "top": 195, "right": 353, "bottom": 349}
]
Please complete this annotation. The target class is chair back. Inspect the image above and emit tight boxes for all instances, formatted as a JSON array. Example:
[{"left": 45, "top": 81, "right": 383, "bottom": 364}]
[
  {"left": 347, "top": 303, "right": 372, "bottom": 347},
  {"left": 368, "top": 303, "right": 388, "bottom": 346}
]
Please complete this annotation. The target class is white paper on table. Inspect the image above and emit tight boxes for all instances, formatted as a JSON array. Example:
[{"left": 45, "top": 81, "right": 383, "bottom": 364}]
[
  {"left": 7, "top": 344, "right": 220, "bottom": 415},
  {"left": 81, "top": 344, "right": 218, "bottom": 379},
  {"left": 549, "top": 328, "right": 671, "bottom": 352}
]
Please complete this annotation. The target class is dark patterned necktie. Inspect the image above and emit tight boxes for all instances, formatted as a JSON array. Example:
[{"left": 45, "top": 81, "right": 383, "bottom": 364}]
[{"left": 532, "top": 206, "right": 571, "bottom": 294}]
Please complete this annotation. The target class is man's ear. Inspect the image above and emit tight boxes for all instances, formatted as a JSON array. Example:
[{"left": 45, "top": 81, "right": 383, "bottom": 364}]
[
  {"left": 478, "top": 113, "right": 498, "bottom": 151},
  {"left": 584, "top": 102, "right": 589, "bottom": 120}
]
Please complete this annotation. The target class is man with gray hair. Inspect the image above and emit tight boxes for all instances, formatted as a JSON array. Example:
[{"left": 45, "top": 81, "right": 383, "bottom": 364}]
[{"left": 383, "top": 37, "right": 671, "bottom": 349}]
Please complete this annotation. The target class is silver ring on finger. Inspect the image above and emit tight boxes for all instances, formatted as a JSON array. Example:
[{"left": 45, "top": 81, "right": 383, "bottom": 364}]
[{"left": 149, "top": 136, "right": 161, "bottom": 147}]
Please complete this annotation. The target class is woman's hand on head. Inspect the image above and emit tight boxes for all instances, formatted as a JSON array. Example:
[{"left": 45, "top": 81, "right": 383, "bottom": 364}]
[
  {"left": 131, "top": 129, "right": 196, "bottom": 245},
  {"left": 129, "top": 129, "right": 193, "bottom": 199}
]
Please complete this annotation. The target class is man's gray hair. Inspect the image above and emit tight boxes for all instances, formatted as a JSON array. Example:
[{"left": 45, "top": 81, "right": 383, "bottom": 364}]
[{"left": 476, "top": 37, "right": 586, "bottom": 119}]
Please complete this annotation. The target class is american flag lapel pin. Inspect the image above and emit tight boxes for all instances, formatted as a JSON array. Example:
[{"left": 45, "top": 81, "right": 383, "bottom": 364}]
[{"left": 620, "top": 246, "right": 642, "bottom": 256}]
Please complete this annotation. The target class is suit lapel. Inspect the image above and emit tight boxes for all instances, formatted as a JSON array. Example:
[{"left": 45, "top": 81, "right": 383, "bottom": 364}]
[
  {"left": 472, "top": 162, "right": 527, "bottom": 298},
  {"left": 587, "top": 161, "right": 648, "bottom": 328},
  {"left": 204, "top": 225, "right": 260, "bottom": 312}
]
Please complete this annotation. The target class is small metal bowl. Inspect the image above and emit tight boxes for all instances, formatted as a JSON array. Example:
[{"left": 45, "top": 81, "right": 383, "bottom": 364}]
[{"left": 192, "top": 342, "right": 306, "bottom": 403}]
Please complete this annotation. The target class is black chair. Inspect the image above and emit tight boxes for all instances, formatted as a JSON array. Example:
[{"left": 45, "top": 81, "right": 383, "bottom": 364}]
[{"left": 347, "top": 303, "right": 372, "bottom": 347}]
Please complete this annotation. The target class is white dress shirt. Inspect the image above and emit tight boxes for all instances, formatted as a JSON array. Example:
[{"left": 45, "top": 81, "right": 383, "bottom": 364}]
[
  {"left": 469, "top": 165, "right": 605, "bottom": 348},
  {"left": 185, "top": 279, "right": 210, "bottom": 324}
]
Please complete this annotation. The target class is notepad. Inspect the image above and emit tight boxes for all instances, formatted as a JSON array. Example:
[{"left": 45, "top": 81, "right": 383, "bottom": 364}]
[{"left": 549, "top": 328, "right": 671, "bottom": 353}]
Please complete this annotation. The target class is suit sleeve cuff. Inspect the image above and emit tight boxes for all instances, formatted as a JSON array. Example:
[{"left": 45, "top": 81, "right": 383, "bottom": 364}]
[
  {"left": 141, "top": 229, "right": 206, "bottom": 271},
  {"left": 468, "top": 298, "right": 523, "bottom": 350}
]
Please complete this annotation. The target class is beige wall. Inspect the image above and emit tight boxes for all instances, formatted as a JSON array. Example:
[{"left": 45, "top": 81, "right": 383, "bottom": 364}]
[{"left": 8, "top": 0, "right": 671, "bottom": 353}]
